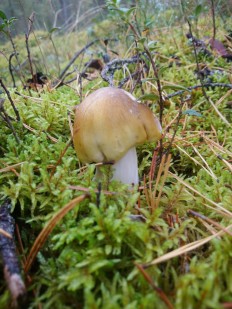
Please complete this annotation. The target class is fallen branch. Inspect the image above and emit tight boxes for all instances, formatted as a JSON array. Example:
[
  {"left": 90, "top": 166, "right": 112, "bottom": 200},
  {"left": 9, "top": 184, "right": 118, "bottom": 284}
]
[
  {"left": 59, "top": 39, "right": 100, "bottom": 80},
  {"left": 101, "top": 55, "right": 142, "bottom": 86},
  {"left": 53, "top": 38, "right": 117, "bottom": 88},
  {"left": 118, "top": 70, "right": 142, "bottom": 88},
  {"left": 0, "top": 199, "right": 26, "bottom": 307},
  {"left": 166, "top": 83, "right": 232, "bottom": 99}
]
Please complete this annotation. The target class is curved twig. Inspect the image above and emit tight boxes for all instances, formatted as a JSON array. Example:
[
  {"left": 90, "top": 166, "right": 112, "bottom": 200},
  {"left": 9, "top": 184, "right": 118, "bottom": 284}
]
[{"left": 59, "top": 39, "right": 100, "bottom": 80}]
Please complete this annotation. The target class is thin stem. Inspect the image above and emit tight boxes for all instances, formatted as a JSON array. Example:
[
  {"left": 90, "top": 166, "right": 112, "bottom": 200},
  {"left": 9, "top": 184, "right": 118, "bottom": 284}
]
[
  {"left": 25, "top": 13, "right": 39, "bottom": 88},
  {"left": 0, "top": 78, "right": 20, "bottom": 121},
  {"left": 209, "top": 0, "right": 216, "bottom": 45},
  {"left": 59, "top": 39, "right": 100, "bottom": 80},
  {"left": 9, "top": 52, "right": 17, "bottom": 87}
]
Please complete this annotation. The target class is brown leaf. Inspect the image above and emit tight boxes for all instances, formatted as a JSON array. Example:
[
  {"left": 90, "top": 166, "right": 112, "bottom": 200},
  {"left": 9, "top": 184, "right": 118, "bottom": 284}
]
[{"left": 209, "top": 38, "right": 228, "bottom": 56}]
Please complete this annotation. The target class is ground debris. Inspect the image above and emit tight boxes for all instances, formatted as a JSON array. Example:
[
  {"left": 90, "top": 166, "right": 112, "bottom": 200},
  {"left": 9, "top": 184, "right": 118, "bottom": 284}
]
[{"left": 0, "top": 199, "right": 26, "bottom": 307}]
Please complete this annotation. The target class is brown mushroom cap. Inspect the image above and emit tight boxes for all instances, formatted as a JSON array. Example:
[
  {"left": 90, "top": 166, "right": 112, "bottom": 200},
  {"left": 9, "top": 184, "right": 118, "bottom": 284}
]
[{"left": 73, "top": 87, "right": 162, "bottom": 163}]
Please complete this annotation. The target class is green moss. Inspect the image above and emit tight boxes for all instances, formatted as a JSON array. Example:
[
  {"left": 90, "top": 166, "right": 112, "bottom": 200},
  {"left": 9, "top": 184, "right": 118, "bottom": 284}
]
[{"left": 0, "top": 7, "right": 232, "bottom": 309}]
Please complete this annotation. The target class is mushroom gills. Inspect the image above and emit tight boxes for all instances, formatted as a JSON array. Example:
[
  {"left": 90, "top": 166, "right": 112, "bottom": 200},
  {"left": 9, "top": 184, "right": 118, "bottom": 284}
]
[{"left": 95, "top": 147, "right": 139, "bottom": 185}]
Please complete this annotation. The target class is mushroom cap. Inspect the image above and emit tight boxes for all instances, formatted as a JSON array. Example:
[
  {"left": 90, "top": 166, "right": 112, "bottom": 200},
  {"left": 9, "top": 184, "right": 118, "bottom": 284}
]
[{"left": 73, "top": 87, "right": 162, "bottom": 163}]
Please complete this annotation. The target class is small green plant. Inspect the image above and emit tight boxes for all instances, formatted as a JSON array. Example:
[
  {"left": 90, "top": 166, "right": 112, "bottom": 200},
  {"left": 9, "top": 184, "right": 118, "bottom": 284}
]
[{"left": 0, "top": 11, "right": 17, "bottom": 37}]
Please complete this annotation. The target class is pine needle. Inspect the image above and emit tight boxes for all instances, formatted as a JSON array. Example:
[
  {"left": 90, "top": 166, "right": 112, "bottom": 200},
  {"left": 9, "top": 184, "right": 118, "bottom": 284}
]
[
  {"left": 0, "top": 162, "right": 25, "bottom": 173},
  {"left": 143, "top": 223, "right": 232, "bottom": 267},
  {"left": 0, "top": 228, "right": 12, "bottom": 238},
  {"left": 24, "top": 194, "right": 89, "bottom": 273},
  {"left": 169, "top": 172, "right": 232, "bottom": 217}
]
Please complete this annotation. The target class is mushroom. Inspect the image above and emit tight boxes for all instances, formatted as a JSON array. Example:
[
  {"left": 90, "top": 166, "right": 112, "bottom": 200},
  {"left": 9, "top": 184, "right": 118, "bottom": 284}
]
[{"left": 73, "top": 87, "right": 162, "bottom": 185}]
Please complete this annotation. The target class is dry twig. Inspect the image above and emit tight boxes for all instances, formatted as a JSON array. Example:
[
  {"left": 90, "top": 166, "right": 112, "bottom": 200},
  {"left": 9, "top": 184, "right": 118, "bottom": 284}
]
[{"left": 0, "top": 199, "right": 26, "bottom": 306}]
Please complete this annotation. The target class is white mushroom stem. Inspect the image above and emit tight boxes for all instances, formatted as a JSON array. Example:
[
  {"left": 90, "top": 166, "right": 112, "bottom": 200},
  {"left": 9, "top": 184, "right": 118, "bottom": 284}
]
[
  {"left": 95, "top": 147, "right": 139, "bottom": 185},
  {"left": 112, "top": 147, "right": 139, "bottom": 185}
]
